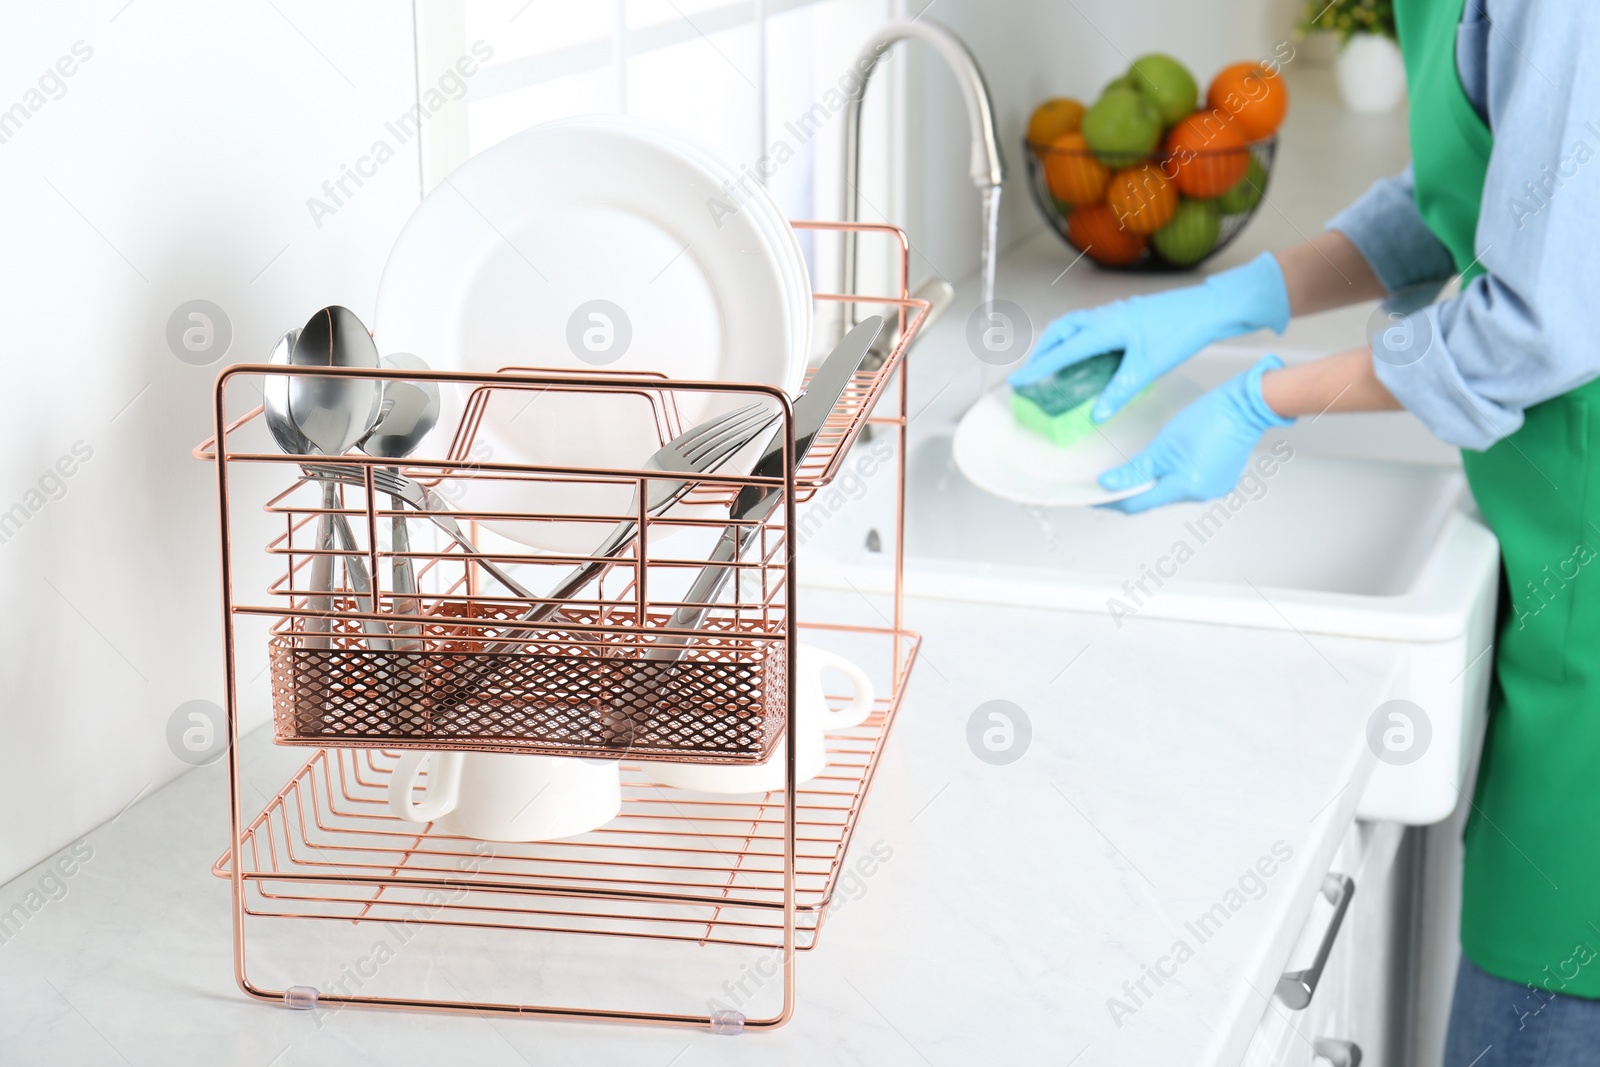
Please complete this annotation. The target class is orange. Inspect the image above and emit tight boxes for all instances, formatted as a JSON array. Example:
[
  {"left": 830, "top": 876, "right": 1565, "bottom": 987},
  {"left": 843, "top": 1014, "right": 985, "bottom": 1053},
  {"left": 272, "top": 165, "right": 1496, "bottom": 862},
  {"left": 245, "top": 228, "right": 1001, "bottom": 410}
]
[
  {"left": 1162, "top": 111, "right": 1250, "bottom": 198},
  {"left": 1066, "top": 204, "right": 1146, "bottom": 266},
  {"left": 1027, "top": 97, "right": 1086, "bottom": 146},
  {"left": 1105, "top": 162, "right": 1178, "bottom": 235},
  {"left": 1066, "top": 203, "right": 1145, "bottom": 266},
  {"left": 1206, "top": 61, "right": 1288, "bottom": 141},
  {"left": 1042, "top": 131, "right": 1110, "bottom": 206}
]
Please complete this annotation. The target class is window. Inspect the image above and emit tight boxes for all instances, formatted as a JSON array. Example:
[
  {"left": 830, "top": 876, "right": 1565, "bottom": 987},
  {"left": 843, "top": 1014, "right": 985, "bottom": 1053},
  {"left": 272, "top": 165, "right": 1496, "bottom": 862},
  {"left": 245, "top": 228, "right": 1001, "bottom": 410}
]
[{"left": 412, "top": 0, "right": 903, "bottom": 301}]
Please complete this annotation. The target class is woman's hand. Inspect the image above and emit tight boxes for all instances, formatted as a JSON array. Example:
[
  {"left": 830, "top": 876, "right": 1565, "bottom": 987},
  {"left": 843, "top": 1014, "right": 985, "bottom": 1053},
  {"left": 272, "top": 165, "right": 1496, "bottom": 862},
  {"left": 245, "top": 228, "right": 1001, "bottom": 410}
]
[
  {"left": 1098, "top": 356, "right": 1294, "bottom": 514},
  {"left": 1008, "top": 252, "right": 1291, "bottom": 422}
]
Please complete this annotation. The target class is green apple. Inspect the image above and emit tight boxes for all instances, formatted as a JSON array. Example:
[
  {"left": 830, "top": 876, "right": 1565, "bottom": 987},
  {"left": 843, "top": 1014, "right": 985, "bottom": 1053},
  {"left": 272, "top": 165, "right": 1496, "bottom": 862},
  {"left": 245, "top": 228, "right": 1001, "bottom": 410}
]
[
  {"left": 1128, "top": 54, "right": 1198, "bottom": 126},
  {"left": 1151, "top": 199, "right": 1221, "bottom": 266},
  {"left": 1216, "top": 155, "right": 1268, "bottom": 214},
  {"left": 1082, "top": 87, "right": 1162, "bottom": 167}
]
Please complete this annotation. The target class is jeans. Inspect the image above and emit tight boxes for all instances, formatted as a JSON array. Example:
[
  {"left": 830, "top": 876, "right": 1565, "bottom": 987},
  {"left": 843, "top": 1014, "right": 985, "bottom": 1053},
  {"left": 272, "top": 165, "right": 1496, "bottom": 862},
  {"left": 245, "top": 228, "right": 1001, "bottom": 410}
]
[{"left": 1445, "top": 956, "right": 1600, "bottom": 1066}]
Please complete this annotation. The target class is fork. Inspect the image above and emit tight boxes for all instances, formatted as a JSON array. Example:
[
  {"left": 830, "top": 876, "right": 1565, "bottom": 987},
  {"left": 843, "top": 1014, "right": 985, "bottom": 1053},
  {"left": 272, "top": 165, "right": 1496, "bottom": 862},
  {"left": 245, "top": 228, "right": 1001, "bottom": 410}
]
[{"left": 353, "top": 400, "right": 779, "bottom": 717}]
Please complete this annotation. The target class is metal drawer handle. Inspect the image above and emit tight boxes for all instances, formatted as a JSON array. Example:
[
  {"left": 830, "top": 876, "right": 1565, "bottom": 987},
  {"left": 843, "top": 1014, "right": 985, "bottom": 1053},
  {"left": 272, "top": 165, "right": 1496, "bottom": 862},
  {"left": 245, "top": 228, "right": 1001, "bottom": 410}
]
[
  {"left": 1275, "top": 873, "right": 1356, "bottom": 1010},
  {"left": 1313, "top": 1038, "right": 1362, "bottom": 1067}
]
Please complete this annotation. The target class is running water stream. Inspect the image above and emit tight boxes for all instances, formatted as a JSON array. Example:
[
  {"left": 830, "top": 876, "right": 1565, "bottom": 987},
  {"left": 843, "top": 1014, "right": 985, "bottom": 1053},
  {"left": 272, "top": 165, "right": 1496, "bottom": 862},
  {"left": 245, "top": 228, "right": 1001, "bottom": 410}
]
[
  {"left": 980, "top": 183, "right": 1002, "bottom": 311},
  {"left": 980, "top": 183, "right": 1003, "bottom": 392}
]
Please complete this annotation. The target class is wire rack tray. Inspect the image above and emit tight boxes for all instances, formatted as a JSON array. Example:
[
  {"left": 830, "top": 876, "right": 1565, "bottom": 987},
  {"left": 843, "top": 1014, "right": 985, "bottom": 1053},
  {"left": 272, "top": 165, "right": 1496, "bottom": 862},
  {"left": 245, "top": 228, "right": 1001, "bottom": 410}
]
[
  {"left": 197, "top": 219, "right": 924, "bottom": 1030},
  {"left": 216, "top": 623, "right": 918, "bottom": 953}
]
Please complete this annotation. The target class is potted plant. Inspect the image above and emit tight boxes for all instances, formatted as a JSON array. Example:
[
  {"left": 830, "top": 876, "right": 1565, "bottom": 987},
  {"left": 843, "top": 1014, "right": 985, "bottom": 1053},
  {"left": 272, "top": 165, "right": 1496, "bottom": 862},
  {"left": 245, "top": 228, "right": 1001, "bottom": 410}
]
[{"left": 1301, "top": 0, "right": 1404, "bottom": 113}]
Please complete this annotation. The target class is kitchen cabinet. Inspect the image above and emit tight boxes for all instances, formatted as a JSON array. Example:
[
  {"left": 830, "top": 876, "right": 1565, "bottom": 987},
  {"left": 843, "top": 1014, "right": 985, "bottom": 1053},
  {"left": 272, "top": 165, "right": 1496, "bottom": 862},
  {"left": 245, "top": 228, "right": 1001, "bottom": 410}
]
[{"left": 1241, "top": 820, "right": 1411, "bottom": 1066}]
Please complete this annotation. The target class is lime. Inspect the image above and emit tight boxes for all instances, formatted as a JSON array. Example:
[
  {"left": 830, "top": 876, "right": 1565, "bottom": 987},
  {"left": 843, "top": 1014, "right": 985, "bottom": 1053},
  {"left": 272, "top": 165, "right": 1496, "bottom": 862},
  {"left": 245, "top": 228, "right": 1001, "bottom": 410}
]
[
  {"left": 1128, "top": 54, "right": 1198, "bottom": 126},
  {"left": 1151, "top": 199, "right": 1220, "bottom": 266},
  {"left": 1082, "top": 87, "right": 1162, "bottom": 166},
  {"left": 1102, "top": 72, "right": 1138, "bottom": 96},
  {"left": 1216, "top": 155, "right": 1267, "bottom": 214}
]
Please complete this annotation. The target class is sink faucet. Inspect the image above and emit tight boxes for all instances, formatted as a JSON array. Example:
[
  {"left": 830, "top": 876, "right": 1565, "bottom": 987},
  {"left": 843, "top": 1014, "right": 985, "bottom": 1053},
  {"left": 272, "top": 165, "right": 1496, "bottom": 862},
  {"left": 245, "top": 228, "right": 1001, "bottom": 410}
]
[{"left": 840, "top": 19, "right": 1006, "bottom": 319}]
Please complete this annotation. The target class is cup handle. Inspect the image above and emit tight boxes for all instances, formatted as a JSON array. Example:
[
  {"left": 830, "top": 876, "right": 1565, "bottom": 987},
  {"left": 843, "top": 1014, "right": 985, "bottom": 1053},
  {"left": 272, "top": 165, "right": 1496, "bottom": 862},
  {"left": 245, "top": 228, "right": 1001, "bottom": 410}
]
[
  {"left": 387, "top": 751, "right": 463, "bottom": 825},
  {"left": 806, "top": 648, "right": 876, "bottom": 731}
]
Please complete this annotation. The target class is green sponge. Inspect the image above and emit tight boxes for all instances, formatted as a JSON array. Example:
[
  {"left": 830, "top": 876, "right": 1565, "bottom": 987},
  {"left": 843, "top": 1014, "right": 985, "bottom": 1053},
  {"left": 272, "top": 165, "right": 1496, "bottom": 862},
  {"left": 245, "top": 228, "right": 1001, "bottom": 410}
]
[{"left": 1011, "top": 350, "right": 1124, "bottom": 448}]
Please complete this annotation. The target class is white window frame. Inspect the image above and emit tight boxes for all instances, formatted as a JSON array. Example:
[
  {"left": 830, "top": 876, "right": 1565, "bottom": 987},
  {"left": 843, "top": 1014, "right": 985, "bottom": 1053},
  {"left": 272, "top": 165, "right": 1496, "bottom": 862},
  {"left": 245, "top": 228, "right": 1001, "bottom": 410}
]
[{"left": 409, "top": 0, "right": 908, "bottom": 313}]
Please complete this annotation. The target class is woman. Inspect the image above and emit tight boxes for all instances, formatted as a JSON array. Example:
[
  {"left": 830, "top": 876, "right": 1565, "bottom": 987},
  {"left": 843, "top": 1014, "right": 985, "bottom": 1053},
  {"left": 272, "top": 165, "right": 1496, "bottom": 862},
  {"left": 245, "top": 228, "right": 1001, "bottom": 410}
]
[{"left": 1009, "top": 1, "right": 1600, "bottom": 1061}]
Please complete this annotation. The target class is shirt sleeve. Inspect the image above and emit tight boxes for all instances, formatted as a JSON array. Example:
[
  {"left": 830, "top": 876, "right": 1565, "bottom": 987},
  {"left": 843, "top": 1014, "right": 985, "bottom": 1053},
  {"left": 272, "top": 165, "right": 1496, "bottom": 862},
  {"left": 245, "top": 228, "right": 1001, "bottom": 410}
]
[
  {"left": 1326, "top": 165, "right": 1458, "bottom": 295},
  {"left": 1366, "top": 1, "right": 1600, "bottom": 450}
]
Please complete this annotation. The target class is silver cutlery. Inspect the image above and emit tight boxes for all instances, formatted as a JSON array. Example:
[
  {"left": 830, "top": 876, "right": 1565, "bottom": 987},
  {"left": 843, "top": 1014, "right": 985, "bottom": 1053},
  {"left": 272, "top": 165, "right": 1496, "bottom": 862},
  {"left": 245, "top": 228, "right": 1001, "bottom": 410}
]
[
  {"left": 588, "top": 316, "right": 882, "bottom": 750},
  {"left": 262, "top": 328, "right": 337, "bottom": 648},
  {"left": 303, "top": 399, "right": 779, "bottom": 621},
  {"left": 355, "top": 398, "right": 786, "bottom": 713},
  {"left": 359, "top": 352, "right": 440, "bottom": 649},
  {"left": 263, "top": 309, "right": 392, "bottom": 648},
  {"left": 650, "top": 316, "right": 885, "bottom": 654},
  {"left": 288, "top": 307, "right": 385, "bottom": 457}
]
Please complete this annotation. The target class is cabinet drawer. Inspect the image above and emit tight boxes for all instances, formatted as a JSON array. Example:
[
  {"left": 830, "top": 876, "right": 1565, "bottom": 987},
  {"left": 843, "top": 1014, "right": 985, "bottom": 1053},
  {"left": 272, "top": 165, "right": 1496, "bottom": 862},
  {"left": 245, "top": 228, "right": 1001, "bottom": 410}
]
[
  {"left": 1240, "top": 820, "right": 1405, "bottom": 1065},
  {"left": 1240, "top": 894, "right": 1352, "bottom": 1066}
]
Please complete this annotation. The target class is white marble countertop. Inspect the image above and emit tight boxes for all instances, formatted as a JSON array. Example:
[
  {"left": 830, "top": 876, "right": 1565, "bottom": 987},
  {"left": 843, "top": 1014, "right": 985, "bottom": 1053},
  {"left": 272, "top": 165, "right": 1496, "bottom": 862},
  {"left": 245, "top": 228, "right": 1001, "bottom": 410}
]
[{"left": 2, "top": 589, "right": 1404, "bottom": 1066}]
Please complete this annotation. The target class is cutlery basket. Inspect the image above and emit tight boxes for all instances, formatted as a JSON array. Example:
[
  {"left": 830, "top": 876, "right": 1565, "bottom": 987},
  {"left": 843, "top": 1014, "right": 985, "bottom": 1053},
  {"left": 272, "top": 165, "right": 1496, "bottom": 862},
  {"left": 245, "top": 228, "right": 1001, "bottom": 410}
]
[
  {"left": 267, "top": 598, "right": 787, "bottom": 761},
  {"left": 244, "top": 367, "right": 798, "bottom": 763}
]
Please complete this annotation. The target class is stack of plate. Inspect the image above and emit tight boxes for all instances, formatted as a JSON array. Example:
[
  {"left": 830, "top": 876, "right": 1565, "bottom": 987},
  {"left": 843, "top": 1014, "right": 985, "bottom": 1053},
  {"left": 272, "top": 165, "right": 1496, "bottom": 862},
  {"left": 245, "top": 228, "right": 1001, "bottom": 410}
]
[{"left": 374, "top": 116, "right": 812, "bottom": 554}]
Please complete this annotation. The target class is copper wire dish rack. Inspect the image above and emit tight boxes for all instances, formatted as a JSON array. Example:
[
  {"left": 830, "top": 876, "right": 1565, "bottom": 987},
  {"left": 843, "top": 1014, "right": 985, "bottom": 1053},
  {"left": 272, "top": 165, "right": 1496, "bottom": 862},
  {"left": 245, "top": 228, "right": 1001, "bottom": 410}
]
[{"left": 197, "top": 220, "right": 925, "bottom": 1032}]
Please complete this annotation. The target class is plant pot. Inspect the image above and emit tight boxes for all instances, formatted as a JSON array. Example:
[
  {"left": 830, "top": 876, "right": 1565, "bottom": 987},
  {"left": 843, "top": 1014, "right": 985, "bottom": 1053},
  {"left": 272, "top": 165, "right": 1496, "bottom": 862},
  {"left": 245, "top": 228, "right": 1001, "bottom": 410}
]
[{"left": 1335, "top": 33, "right": 1406, "bottom": 113}]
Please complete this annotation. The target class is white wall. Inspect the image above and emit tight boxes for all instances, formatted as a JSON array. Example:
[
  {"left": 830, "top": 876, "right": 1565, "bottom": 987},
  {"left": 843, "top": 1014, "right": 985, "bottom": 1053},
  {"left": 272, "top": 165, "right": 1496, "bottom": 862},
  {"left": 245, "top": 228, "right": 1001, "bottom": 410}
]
[
  {"left": 0, "top": 2, "right": 421, "bottom": 883},
  {"left": 896, "top": 0, "right": 1300, "bottom": 288}
]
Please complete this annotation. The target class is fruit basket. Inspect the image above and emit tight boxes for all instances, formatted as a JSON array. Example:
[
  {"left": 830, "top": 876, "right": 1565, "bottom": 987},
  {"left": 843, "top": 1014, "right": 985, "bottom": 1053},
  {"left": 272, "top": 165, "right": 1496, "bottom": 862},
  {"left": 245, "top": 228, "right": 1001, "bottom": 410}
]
[
  {"left": 1024, "top": 135, "right": 1276, "bottom": 271},
  {"left": 1024, "top": 56, "right": 1287, "bottom": 271}
]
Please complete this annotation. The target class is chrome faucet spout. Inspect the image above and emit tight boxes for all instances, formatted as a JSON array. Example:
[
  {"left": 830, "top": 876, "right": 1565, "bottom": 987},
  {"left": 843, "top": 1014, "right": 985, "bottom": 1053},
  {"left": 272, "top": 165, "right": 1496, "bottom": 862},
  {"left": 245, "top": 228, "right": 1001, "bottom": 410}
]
[{"left": 840, "top": 18, "right": 1006, "bottom": 318}]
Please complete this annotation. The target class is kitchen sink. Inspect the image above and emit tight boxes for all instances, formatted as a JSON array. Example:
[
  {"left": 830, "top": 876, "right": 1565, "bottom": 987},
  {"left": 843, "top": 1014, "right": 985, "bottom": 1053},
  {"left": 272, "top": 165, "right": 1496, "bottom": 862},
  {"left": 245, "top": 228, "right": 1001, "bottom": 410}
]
[
  {"left": 898, "top": 435, "right": 1494, "bottom": 634},
  {"left": 802, "top": 433, "right": 1501, "bottom": 824}
]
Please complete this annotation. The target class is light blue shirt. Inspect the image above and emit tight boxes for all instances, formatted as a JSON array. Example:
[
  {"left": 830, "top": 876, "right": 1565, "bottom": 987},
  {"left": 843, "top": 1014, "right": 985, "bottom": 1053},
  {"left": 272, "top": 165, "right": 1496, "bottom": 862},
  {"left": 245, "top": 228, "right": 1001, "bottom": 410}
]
[{"left": 1325, "top": 0, "right": 1600, "bottom": 450}]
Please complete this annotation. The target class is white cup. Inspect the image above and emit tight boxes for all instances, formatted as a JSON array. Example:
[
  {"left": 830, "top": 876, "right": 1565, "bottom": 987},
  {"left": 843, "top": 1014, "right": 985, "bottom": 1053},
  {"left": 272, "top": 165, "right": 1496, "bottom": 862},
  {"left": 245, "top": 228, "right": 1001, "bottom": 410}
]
[
  {"left": 647, "top": 645, "right": 875, "bottom": 794},
  {"left": 387, "top": 751, "right": 621, "bottom": 842}
]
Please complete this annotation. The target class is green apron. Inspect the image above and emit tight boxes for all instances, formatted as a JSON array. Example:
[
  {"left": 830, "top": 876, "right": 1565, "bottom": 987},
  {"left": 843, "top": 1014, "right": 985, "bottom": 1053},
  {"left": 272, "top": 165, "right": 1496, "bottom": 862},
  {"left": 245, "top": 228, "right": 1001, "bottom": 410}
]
[{"left": 1397, "top": 0, "right": 1600, "bottom": 995}]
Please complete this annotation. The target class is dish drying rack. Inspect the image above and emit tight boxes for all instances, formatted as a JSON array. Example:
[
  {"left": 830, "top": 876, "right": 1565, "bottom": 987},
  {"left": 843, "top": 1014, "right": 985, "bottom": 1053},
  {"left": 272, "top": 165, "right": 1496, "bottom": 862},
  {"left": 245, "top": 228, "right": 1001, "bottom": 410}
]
[{"left": 196, "top": 221, "right": 928, "bottom": 1031}]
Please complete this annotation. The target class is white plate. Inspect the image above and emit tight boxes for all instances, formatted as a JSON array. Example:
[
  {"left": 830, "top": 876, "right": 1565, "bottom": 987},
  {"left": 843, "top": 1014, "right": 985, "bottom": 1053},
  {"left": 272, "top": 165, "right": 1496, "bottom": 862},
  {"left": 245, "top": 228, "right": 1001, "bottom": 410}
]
[
  {"left": 952, "top": 376, "right": 1205, "bottom": 507},
  {"left": 551, "top": 115, "right": 812, "bottom": 370},
  {"left": 375, "top": 118, "right": 806, "bottom": 553}
]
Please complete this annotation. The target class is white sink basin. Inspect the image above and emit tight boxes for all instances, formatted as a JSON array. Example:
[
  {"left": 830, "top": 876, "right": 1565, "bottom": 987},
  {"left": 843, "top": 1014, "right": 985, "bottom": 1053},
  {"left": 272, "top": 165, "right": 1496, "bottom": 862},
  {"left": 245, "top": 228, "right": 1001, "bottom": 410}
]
[{"left": 804, "top": 434, "right": 1500, "bottom": 824}]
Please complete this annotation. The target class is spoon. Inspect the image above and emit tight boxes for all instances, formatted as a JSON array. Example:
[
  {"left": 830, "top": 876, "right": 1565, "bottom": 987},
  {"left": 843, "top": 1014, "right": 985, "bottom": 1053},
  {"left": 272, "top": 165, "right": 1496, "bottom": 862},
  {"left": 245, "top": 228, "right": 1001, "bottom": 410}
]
[
  {"left": 286, "top": 307, "right": 388, "bottom": 650},
  {"left": 360, "top": 352, "right": 440, "bottom": 649},
  {"left": 263, "top": 328, "right": 341, "bottom": 648},
  {"left": 288, "top": 306, "right": 385, "bottom": 454}
]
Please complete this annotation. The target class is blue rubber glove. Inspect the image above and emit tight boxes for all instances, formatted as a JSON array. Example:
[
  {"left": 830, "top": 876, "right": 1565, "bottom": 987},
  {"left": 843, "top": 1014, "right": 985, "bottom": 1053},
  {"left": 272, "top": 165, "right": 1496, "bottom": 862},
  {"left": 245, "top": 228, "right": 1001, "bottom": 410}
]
[
  {"left": 1008, "top": 252, "right": 1291, "bottom": 423},
  {"left": 1098, "top": 356, "right": 1294, "bottom": 515}
]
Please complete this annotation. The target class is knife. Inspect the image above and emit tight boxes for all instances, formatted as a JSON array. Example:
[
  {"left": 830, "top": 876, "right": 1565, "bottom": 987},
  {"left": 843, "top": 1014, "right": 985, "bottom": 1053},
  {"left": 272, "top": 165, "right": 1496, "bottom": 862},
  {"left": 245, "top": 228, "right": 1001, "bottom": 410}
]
[
  {"left": 435, "top": 317, "right": 884, "bottom": 721},
  {"left": 633, "top": 314, "right": 885, "bottom": 684}
]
